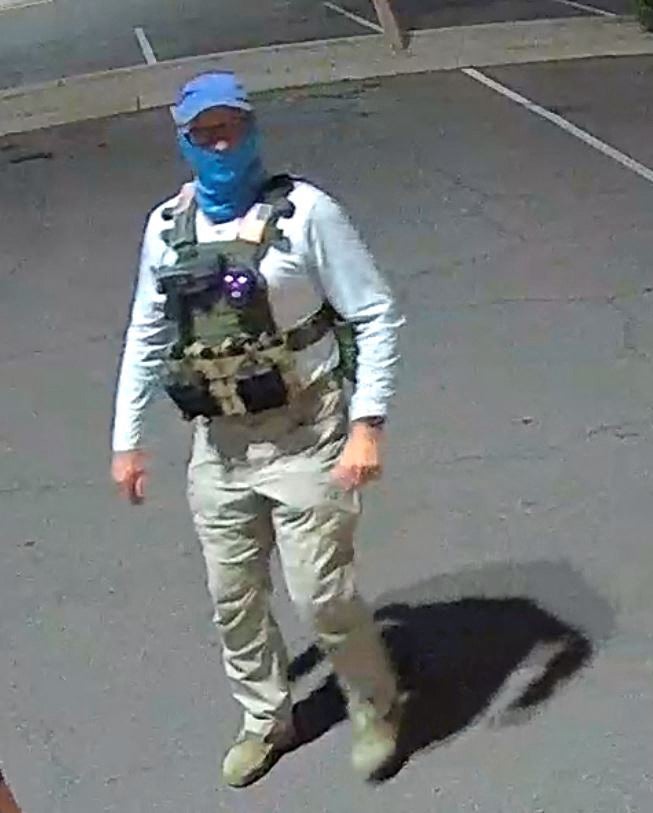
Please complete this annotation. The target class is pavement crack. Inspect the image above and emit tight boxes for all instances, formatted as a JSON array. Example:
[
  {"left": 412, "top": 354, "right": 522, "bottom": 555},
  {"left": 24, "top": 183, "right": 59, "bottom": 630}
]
[
  {"left": 436, "top": 170, "right": 530, "bottom": 242},
  {"left": 402, "top": 275, "right": 653, "bottom": 313},
  {"left": 586, "top": 419, "right": 650, "bottom": 441},
  {"left": 416, "top": 414, "right": 653, "bottom": 471},
  {"left": 7, "top": 150, "right": 54, "bottom": 165},
  {"left": 610, "top": 299, "right": 650, "bottom": 361},
  {"left": 0, "top": 332, "right": 122, "bottom": 364},
  {"left": 0, "top": 479, "right": 100, "bottom": 498},
  {"left": 427, "top": 445, "right": 565, "bottom": 467}
]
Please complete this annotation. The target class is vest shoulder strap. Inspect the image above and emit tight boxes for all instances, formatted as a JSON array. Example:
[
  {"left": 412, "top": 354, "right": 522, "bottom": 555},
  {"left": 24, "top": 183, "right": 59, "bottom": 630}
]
[
  {"left": 162, "top": 193, "right": 199, "bottom": 255},
  {"left": 161, "top": 174, "right": 297, "bottom": 256},
  {"left": 259, "top": 173, "right": 296, "bottom": 206}
]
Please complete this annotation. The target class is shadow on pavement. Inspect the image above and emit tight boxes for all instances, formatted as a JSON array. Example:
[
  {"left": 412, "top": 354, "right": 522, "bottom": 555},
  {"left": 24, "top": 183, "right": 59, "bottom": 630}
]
[{"left": 288, "top": 559, "right": 615, "bottom": 780}]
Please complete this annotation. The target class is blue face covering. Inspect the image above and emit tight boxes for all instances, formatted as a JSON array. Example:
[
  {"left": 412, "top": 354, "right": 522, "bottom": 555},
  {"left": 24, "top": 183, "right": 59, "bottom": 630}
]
[{"left": 177, "top": 125, "right": 266, "bottom": 224}]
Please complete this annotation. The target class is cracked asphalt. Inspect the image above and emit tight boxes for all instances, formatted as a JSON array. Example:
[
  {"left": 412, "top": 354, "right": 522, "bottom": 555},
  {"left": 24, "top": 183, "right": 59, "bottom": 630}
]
[{"left": 1, "top": 57, "right": 653, "bottom": 812}]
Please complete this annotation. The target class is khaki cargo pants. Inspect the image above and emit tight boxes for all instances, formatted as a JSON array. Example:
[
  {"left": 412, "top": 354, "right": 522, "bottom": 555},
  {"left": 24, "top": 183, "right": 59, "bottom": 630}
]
[{"left": 187, "top": 378, "right": 397, "bottom": 739}]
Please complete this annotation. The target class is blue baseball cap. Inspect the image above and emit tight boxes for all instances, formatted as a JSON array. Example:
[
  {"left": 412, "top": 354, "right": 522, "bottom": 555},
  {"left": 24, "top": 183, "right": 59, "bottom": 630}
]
[{"left": 172, "top": 72, "right": 253, "bottom": 129}]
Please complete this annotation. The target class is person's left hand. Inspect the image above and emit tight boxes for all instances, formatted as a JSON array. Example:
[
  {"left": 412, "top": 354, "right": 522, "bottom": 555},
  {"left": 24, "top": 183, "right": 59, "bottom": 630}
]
[{"left": 331, "top": 421, "right": 384, "bottom": 491}]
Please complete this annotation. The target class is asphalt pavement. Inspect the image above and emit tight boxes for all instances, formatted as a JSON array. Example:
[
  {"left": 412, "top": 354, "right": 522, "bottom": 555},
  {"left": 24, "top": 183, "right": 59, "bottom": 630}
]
[
  {"left": 341, "top": 0, "right": 631, "bottom": 30},
  {"left": 0, "top": 0, "right": 636, "bottom": 90},
  {"left": 1, "top": 55, "right": 653, "bottom": 813},
  {"left": 0, "top": 0, "right": 367, "bottom": 90}
]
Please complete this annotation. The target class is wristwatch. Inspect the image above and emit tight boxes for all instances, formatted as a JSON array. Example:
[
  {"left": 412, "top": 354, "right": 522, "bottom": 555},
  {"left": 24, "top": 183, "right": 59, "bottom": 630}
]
[{"left": 356, "top": 415, "right": 386, "bottom": 428}]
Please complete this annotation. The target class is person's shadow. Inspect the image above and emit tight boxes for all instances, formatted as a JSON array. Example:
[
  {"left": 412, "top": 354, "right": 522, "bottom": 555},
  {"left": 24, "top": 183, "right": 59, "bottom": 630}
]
[{"left": 287, "top": 559, "right": 615, "bottom": 780}]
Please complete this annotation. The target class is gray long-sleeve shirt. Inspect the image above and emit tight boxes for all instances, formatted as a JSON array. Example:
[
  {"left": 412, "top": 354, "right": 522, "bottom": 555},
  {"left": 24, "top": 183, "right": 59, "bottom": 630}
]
[{"left": 111, "top": 180, "right": 404, "bottom": 452}]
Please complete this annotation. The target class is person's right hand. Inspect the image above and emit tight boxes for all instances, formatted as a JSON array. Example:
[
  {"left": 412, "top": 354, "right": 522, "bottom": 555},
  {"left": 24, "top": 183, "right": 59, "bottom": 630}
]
[{"left": 111, "top": 450, "right": 148, "bottom": 505}]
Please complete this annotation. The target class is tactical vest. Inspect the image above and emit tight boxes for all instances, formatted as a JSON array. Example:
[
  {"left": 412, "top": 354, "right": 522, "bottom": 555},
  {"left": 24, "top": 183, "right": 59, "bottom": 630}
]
[{"left": 154, "top": 175, "right": 357, "bottom": 422}]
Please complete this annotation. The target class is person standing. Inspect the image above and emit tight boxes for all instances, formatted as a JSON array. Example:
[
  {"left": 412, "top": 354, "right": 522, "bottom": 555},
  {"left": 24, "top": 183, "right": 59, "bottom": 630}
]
[{"left": 111, "top": 72, "right": 404, "bottom": 787}]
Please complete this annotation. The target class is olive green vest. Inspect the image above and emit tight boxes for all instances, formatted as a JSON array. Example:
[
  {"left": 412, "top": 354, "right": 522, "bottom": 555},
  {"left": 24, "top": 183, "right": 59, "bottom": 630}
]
[{"left": 153, "top": 175, "right": 356, "bottom": 421}]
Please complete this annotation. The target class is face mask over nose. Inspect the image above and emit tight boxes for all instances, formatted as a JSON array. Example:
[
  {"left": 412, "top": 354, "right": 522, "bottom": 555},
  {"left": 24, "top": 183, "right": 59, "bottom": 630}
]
[{"left": 177, "top": 124, "right": 266, "bottom": 224}]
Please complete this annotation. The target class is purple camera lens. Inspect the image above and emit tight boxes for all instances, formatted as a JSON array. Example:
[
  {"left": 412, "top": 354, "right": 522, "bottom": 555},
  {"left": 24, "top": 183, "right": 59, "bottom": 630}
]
[{"left": 223, "top": 266, "right": 258, "bottom": 308}]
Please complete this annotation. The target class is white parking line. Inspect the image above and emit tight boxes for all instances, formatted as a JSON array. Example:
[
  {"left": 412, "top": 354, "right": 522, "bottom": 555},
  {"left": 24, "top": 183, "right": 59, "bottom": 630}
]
[
  {"left": 463, "top": 67, "right": 653, "bottom": 185},
  {"left": 550, "top": 0, "right": 618, "bottom": 17},
  {"left": 323, "top": 1, "right": 384, "bottom": 33},
  {"left": 3, "top": 18, "right": 653, "bottom": 137},
  {"left": 0, "top": 0, "right": 52, "bottom": 9},
  {"left": 134, "top": 26, "right": 158, "bottom": 65}
]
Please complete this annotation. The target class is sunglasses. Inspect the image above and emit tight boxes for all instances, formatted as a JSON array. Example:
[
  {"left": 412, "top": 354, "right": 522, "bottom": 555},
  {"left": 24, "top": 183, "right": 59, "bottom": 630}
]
[{"left": 182, "top": 113, "right": 251, "bottom": 148}]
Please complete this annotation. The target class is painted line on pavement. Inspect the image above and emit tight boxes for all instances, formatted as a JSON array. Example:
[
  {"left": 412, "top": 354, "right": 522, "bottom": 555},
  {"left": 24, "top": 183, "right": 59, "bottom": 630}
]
[
  {"left": 463, "top": 67, "right": 653, "bottom": 185},
  {"left": 135, "top": 24, "right": 178, "bottom": 122},
  {"left": 133, "top": 28, "right": 178, "bottom": 118},
  {"left": 3, "top": 18, "right": 653, "bottom": 137},
  {"left": 134, "top": 26, "right": 158, "bottom": 66},
  {"left": 0, "top": 0, "right": 52, "bottom": 10},
  {"left": 551, "top": 0, "right": 618, "bottom": 18},
  {"left": 323, "top": 1, "right": 384, "bottom": 33}
]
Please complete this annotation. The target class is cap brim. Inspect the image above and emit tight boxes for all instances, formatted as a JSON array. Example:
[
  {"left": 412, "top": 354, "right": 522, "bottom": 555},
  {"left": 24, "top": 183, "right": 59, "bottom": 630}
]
[{"left": 173, "top": 100, "right": 252, "bottom": 129}]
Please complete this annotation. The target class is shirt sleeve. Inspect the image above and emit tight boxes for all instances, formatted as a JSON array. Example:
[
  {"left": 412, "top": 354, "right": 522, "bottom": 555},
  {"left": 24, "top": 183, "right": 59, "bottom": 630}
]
[
  {"left": 306, "top": 191, "right": 405, "bottom": 422},
  {"left": 111, "top": 209, "right": 176, "bottom": 452}
]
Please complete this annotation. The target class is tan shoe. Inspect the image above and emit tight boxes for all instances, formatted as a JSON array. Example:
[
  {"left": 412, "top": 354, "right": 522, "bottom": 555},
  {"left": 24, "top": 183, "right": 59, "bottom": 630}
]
[
  {"left": 350, "top": 698, "right": 403, "bottom": 779},
  {"left": 222, "top": 727, "right": 294, "bottom": 788}
]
